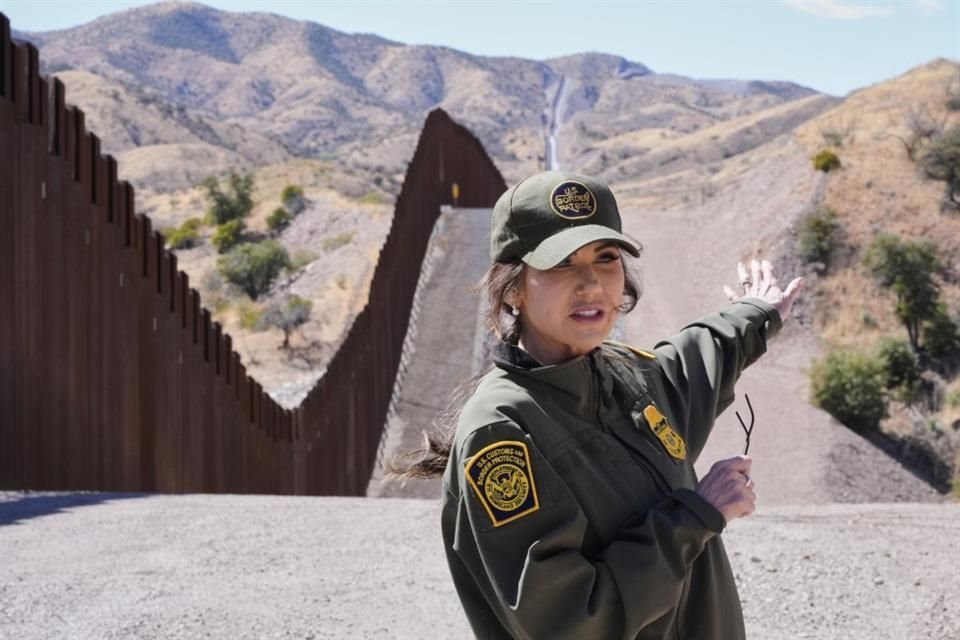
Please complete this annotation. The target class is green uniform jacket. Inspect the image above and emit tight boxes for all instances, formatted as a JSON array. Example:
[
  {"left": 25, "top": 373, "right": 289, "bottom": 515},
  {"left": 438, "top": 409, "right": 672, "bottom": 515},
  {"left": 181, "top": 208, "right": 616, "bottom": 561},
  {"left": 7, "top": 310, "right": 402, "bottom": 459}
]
[{"left": 441, "top": 299, "right": 783, "bottom": 640}]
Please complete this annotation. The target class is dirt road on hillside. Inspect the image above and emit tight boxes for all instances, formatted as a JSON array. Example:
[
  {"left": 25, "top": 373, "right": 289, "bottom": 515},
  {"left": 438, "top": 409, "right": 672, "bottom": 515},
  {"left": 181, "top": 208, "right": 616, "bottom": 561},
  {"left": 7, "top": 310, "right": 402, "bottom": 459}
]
[
  {"left": 621, "top": 137, "right": 941, "bottom": 504},
  {"left": 369, "top": 208, "right": 491, "bottom": 500}
]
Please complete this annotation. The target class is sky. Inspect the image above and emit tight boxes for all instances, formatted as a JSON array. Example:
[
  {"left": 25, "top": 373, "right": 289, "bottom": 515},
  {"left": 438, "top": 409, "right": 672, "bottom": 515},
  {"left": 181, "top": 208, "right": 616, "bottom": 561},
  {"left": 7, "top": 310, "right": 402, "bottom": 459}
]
[{"left": 0, "top": 0, "right": 957, "bottom": 96}]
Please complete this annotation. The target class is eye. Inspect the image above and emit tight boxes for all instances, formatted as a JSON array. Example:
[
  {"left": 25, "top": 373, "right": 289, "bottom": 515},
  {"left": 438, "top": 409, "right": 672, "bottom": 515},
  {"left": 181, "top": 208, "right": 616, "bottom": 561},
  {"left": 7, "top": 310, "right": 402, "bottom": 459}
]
[{"left": 597, "top": 252, "right": 621, "bottom": 263}]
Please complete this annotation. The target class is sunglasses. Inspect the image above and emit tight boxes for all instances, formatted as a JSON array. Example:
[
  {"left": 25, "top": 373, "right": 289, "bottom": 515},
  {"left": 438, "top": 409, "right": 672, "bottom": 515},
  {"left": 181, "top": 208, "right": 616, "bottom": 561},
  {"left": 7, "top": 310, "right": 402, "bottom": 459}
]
[{"left": 736, "top": 394, "right": 755, "bottom": 456}]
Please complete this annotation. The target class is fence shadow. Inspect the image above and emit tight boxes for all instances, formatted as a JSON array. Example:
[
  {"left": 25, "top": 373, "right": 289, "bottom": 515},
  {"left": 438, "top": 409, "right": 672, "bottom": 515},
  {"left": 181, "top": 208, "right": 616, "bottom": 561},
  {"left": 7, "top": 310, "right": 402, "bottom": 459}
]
[{"left": 0, "top": 492, "right": 152, "bottom": 526}]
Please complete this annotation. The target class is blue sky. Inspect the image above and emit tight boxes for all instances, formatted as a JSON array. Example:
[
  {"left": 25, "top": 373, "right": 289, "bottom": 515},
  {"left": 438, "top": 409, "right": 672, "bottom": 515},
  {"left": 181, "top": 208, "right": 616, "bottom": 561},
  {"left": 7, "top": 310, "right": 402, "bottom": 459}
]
[{"left": 0, "top": 0, "right": 957, "bottom": 96}]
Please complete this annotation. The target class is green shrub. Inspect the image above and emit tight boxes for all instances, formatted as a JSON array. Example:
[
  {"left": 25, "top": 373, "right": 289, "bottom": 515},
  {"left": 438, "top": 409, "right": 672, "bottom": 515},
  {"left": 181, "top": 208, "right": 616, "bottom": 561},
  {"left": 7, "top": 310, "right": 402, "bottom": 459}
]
[
  {"left": 259, "top": 294, "right": 313, "bottom": 348},
  {"left": 358, "top": 191, "right": 386, "bottom": 205},
  {"left": 281, "top": 184, "right": 305, "bottom": 215},
  {"left": 877, "top": 339, "right": 920, "bottom": 390},
  {"left": 798, "top": 207, "right": 841, "bottom": 268},
  {"left": 237, "top": 301, "right": 265, "bottom": 330},
  {"left": 290, "top": 249, "right": 318, "bottom": 271},
  {"left": 864, "top": 234, "right": 941, "bottom": 351},
  {"left": 212, "top": 219, "right": 245, "bottom": 254},
  {"left": 181, "top": 217, "right": 204, "bottom": 232},
  {"left": 166, "top": 226, "right": 199, "bottom": 250},
  {"left": 812, "top": 150, "right": 841, "bottom": 172},
  {"left": 164, "top": 217, "right": 205, "bottom": 250},
  {"left": 923, "top": 305, "right": 960, "bottom": 362},
  {"left": 876, "top": 338, "right": 922, "bottom": 404},
  {"left": 267, "top": 207, "right": 293, "bottom": 233},
  {"left": 918, "top": 125, "right": 960, "bottom": 207},
  {"left": 281, "top": 184, "right": 303, "bottom": 202},
  {"left": 202, "top": 172, "right": 254, "bottom": 225},
  {"left": 322, "top": 232, "right": 354, "bottom": 252},
  {"left": 810, "top": 350, "right": 887, "bottom": 434},
  {"left": 217, "top": 240, "right": 291, "bottom": 300}
]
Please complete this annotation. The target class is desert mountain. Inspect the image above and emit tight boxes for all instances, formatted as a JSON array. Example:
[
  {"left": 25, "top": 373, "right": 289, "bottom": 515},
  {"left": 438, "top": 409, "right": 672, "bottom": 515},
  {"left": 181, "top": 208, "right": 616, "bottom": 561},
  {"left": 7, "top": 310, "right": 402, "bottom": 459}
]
[
  {"left": 46, "top": 69, "right": 292, "bottom": 190},
  {"left": 15, "top": 0, "right": 826, "bottom": 194}
]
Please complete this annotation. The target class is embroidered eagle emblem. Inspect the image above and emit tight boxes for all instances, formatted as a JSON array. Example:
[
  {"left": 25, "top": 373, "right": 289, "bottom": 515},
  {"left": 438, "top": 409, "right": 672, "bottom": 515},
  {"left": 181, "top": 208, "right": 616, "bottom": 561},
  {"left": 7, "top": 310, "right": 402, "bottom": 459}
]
[{"left": 465, "top": 441, "right": 540, "bottom": 527}]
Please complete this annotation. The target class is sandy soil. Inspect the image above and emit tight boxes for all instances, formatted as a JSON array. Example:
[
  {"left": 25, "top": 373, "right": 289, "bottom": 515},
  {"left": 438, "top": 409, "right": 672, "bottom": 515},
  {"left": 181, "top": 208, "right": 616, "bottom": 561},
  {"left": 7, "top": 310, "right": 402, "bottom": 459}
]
[{"left": 2, "top": 492, "right": 958, "bottom": 640}]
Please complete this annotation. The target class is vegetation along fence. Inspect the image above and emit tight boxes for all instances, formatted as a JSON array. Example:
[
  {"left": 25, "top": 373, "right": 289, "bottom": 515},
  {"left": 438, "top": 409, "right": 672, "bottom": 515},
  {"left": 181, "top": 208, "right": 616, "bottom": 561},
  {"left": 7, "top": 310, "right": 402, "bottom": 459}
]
[{"left": 0, "top": 13, "right": 506, "bottom": 495}]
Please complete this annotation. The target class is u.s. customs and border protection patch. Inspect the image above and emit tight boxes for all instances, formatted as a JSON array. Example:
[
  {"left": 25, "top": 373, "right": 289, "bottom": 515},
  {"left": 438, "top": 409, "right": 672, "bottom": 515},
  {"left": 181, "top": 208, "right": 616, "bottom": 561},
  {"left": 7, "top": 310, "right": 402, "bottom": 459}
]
[
  {"left": 465, "top": 441, "right": 540, "bottom": 527},
  {"left": 642, "top": 404, "right": 687, "bottom": 461}
]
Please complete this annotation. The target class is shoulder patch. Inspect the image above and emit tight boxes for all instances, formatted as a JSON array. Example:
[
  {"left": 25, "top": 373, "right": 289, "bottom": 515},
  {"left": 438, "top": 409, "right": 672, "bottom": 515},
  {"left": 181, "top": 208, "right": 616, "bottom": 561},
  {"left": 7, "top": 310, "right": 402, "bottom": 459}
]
[
  {"left": 642, "top": 404, "right": 687, "bottom": 461},
  {"left": 464, "top": 440, "right": 540, "bottom": 527},
  {"left": 605, "top": 339, "right": 656, "bottom": 360}
]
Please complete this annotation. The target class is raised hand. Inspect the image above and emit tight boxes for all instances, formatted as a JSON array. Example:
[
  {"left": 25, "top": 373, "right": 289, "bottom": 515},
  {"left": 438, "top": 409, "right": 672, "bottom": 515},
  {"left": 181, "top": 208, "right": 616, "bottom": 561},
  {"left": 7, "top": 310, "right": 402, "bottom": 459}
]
[{"left": 722, "top": 259, "right": 803, "bottom": 322}]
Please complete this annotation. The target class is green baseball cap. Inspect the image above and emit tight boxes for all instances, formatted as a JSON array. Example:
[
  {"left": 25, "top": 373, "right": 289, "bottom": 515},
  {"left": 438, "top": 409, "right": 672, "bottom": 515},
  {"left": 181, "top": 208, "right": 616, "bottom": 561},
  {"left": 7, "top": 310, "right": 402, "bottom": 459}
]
[{"left": 490, "top": 170, "right": 640, "bottom": 269}]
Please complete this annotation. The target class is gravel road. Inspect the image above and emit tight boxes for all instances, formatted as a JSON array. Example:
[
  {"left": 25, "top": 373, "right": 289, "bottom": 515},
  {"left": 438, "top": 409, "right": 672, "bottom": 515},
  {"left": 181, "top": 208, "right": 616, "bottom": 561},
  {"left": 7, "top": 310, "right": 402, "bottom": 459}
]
[{"left": 2, "top": 492, "right": 958, "bottom": 639}]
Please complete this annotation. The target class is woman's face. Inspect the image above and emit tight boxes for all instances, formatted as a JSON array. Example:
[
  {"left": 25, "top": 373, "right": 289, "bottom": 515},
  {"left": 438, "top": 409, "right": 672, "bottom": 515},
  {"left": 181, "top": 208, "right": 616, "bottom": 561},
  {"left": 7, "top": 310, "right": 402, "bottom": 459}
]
[{"left": 516, "top": 240, "right": 625, "bottom": 365}]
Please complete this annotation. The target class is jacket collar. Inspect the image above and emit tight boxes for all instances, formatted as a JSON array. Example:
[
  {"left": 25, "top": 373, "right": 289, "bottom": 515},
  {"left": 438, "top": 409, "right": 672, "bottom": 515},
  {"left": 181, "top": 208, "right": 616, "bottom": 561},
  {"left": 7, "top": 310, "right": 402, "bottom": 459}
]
[{"left": 492, "top": 341, "right": 614, "bottom": 418}]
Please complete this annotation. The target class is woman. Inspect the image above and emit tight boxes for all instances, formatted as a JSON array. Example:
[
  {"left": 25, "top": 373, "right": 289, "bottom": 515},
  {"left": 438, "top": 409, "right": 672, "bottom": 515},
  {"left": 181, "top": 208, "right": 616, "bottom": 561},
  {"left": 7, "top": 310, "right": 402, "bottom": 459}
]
[{"left": 395, "top": 170, "right": 802, "bottom": 639}]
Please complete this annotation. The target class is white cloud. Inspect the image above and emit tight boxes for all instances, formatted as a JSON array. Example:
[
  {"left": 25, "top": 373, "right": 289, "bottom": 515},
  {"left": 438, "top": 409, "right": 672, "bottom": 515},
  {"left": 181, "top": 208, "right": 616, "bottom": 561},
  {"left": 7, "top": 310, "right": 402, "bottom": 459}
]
[
  {"left": 782, "top": 0, "right": 895, "bottom": 20},
  {"left": 913, "top": 0, "right": 944, "bottom": 14}
]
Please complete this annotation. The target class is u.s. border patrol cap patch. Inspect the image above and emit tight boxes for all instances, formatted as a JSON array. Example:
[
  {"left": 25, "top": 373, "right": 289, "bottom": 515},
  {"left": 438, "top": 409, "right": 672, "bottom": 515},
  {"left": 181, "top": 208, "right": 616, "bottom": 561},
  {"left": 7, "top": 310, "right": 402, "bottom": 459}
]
[
  {"left": 549, "top": 180, "right": 597, "bottom": 220},
  {"left": 465, "top": 440, "right": 539, "bottom": 527}
]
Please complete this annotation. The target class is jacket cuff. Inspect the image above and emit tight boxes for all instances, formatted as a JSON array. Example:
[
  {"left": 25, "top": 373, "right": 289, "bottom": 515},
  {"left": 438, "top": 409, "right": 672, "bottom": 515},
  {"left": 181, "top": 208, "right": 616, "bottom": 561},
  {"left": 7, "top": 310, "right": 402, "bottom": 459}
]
[
  {"left": 732, "top": 297, "right": 783, "bottom": 340},
  {"left": 673, "top": 488, "right": 726, "bottom": 534}
]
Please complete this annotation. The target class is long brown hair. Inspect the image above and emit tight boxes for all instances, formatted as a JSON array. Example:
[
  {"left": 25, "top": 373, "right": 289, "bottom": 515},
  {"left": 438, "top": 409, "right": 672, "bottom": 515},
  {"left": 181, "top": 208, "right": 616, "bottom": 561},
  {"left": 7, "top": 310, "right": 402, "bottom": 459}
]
[{"left": 385, "top": 249, "right": 643, "bottom": 482}]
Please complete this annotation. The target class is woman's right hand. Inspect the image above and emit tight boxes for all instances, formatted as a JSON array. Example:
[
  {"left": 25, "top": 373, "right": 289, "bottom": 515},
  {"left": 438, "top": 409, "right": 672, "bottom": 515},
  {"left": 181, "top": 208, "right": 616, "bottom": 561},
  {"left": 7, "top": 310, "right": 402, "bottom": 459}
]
[{"left": 695, "top": 455, "right": 756, "bottom": 524}]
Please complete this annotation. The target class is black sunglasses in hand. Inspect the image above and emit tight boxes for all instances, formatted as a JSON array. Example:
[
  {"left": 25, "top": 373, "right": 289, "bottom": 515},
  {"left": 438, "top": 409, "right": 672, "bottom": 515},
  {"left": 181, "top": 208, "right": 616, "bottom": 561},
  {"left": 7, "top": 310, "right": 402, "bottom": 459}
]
[{"left": 736, "top": 394, "right": 755, "bottom": 456}]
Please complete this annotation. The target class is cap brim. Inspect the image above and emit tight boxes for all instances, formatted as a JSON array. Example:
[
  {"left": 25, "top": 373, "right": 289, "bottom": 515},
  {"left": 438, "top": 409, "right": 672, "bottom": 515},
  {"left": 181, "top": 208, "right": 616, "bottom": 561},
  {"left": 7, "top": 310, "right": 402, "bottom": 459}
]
[{"left": 521, "top": 224, "right": 641, "bottom": 270}]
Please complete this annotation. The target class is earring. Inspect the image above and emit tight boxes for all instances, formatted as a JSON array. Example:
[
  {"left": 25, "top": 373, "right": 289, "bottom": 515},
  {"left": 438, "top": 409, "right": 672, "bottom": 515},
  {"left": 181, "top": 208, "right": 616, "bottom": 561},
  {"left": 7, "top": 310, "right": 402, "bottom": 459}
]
[{"left": 511, "top": 306, "right": 520, "bottom": 317}]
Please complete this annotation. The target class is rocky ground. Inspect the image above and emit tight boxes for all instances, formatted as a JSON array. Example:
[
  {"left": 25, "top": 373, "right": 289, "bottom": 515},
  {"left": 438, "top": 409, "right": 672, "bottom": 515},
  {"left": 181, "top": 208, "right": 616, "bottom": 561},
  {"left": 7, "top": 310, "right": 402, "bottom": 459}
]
[{"left": 1, "top": 492, "right": 958, "bottom": 639}]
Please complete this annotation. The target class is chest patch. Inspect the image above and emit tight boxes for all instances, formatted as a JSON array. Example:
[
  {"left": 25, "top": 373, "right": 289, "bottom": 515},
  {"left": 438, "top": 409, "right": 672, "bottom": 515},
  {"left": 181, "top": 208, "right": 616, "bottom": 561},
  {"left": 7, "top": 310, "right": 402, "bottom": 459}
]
[
  {"left": 642, "top": 404, "right": 687, "bottom": 461},
  {"left": 465, "top": 440, "right": 540, "bottom": 527}
]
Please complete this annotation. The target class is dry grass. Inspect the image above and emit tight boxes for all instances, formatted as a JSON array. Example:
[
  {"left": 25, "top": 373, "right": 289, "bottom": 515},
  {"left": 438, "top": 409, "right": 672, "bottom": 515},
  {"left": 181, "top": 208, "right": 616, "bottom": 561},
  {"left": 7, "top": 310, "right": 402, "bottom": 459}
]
[{"left": 792, "top": 59, "right": 960, "bottom": 354}]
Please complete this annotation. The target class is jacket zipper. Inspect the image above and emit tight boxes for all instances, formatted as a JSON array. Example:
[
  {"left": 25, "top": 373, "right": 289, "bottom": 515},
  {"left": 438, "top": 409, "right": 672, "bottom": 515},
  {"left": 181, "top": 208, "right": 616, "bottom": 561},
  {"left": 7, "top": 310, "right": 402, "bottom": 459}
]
[
  {"left": 589, "top": 356, "right": 609, "bottom": 434},
  {"left": 592, "top": 356, "right": 675, "bottom": 498}
]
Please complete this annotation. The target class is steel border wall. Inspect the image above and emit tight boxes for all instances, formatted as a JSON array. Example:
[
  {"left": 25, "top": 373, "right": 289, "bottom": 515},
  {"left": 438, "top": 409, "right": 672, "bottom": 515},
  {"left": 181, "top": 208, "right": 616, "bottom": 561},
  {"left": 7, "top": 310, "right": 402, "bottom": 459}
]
[{"left": 0, "top": 13, "right": 506, "bottom": 495}]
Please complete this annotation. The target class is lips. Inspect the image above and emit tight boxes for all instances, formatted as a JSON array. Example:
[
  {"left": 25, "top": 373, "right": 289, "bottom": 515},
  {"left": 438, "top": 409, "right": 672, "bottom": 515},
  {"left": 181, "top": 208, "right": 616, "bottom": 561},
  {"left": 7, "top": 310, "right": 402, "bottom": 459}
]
[{"left": 569, "top": 306, "right": 606, "bottom": 324}]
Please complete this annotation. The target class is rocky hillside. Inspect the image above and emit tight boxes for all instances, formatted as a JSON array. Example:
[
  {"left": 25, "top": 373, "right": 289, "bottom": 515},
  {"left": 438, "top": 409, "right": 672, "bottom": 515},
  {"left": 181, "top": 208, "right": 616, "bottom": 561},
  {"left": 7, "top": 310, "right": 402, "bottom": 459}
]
[
  {"left": 791, "top": 59, "right": 960, "bottom": 486},
  {"left": 616, "top": 57, "right": 960, "bottom": 497},
  {"left": 46, "top": 69, "right": 292, "bottom": 191}
]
